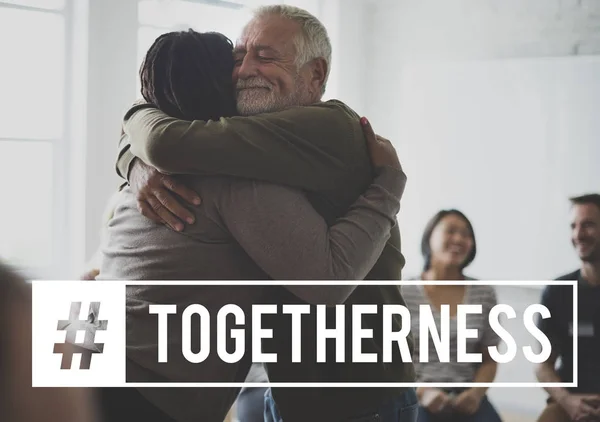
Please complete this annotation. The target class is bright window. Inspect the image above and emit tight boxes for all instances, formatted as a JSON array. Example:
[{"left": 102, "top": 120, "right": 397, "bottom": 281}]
[
  {"left": 136, "top": 0, "right": 253, "bottom": 95},
  {"left": 0, "top": 1, "right": 68, "bottom": 273},
  {"left": 0, "top": 0, "right": 65, "bottom": 10}
]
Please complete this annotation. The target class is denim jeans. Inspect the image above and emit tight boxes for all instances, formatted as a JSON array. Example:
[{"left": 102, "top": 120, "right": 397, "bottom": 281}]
[
  {"left": 263, "top": 388, "right": 282, "bottom": 422},
  {"left": 236, "top": 387, "right": 269, "bottom": 422},
  {"left": 264, "top": 388, "right": 419, "bottom": 422}
]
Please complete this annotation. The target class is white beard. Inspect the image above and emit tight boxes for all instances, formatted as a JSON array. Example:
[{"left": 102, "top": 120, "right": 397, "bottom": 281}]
[{"left": 236, "top": 75, "right": 311, "bottom": 116}]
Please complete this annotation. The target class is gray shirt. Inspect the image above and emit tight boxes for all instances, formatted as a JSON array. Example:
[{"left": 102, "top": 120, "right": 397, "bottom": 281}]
[
  {"left": 402, "top": 284, "right": 500, "bottom": 384},
  {"left": 93, "top": 166, "right": 405, "bottom": 422}
]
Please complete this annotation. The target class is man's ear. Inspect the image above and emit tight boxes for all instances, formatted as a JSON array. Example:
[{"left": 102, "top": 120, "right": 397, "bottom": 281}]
[{"left": 308, "top": 57, "right": 328, "bottom": 95}]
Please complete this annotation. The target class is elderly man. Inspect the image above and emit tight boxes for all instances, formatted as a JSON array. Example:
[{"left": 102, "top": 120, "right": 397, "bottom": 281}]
[{"left": 113, "top": 5, "right": 417, "bottom": 422}]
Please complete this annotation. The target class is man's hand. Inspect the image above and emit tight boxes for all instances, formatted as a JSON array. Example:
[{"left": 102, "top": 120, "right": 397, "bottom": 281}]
[
  {"left": 584, "top": 395, "right": 600, "bottom": 407},
  {"left": 419, "top": 388, "right": 452, "bottom": 414},
  {"left": 559, "top": 394, "right": 600, "bottom": 421},
  {"left": 129, "top": 158, "right": 201, "bottom": 231},
  {"left": 452, "top": 388, "right": 484, "bottom": 415},
  {"left": 360, "top": 117, "right": 401, "bottom": 171}
]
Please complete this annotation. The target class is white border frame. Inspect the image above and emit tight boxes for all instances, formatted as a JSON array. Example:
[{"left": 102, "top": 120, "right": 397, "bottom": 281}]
[{"left": 33, "top": 279, "right": 578, "bottom": 388}]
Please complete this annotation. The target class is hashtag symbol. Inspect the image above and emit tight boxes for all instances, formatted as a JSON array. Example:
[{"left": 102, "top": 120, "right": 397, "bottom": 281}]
[{"left": 54, "top": 302, "right": 108, "bottom": 370}]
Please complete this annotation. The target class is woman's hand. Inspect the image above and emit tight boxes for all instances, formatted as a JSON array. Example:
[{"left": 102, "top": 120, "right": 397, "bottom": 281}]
[
  {"left": 418, "top": 387, "right": 453, "bottom": 414},
  {"left": 360, "top": 117, "right": 402, "bottom": 171},
  {"left": 452, "top": 388, "right": 485, "bottom": 415}
]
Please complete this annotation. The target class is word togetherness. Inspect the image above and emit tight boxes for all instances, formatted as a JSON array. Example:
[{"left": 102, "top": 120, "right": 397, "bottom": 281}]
[{"left": 149, "top": 303, "right": 552, "bottom": 365}]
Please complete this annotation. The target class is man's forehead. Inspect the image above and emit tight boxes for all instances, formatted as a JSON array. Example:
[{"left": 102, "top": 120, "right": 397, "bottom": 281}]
[
  {"left": 235, "top": 15, "right": 299, "bottom": 53},
  {"left": 571, "top": 203, "right": 600, "bottom": 222},
  {"left": 233, "top": 44, "right": 281, "bottom": 55}
]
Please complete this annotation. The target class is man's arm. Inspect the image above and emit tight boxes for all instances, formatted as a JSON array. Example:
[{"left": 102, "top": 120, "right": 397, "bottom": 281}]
[
  {"left": 535, "top": 286, "right": 566, "bottom": 400},
  {"left": 536, "top": 351, "right": 569, "bottom": 402},
  {"left": 214, "top": 165, "right": 406, "bottom": 304},
  {"left": 534, "top": 286, "right": 600, "bottom": 420},
  {"left": 118, "top": 100, "right": 367, "bottom": 191},
  {"left": 535, "top": 352, "right": 600, "bottom": 420},
  {"left": 535, "top": 286, "right": 566, "bottom": 401}
]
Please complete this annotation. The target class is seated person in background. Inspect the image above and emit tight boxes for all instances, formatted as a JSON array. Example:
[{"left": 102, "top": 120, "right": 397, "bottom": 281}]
[
  {"left": 0, "top": 260, "right": 99, "bottom": 422},
  {"left": 536, "top": 194, "right": 600, "bottom": 422},
  {"left": 403, "top": 209, "right": 502, "bottom": 422}
]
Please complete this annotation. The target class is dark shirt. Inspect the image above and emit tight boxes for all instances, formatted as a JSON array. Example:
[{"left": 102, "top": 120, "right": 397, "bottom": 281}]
[{"left": 538, "top": 270, "right": 600, "bottom": 393}]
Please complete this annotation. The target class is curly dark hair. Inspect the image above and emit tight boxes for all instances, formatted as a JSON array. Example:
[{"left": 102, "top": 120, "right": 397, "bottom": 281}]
[{"left": 139, "top": 29, "right": 237, "bottom": 121}]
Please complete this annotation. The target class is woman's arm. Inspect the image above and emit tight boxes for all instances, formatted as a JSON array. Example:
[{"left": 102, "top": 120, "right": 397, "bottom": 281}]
[
  {"left": 214, "top": 165, "right": 406, "bottom": 304},
  {"left": 471, "top": 348, "right": 498, "bottom": 394},
  {"left": 452, "top": 349, "right": 497, "bottom": 415}
]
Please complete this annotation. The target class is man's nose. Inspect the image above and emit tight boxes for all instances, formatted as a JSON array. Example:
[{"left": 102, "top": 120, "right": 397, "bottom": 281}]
[
  {"left": 572, "top": 225, "right": 584, "bottom": 241},
  {"left": 237, "top": 56, "right": 258, "bottom": 80}
]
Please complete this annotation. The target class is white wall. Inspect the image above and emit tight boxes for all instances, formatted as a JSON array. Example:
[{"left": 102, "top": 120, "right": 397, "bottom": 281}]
[
  {"left": 364, "top": 0, "right": 600, "bottom": 61},
  {"left": 386, "top": 56, "right": 600, "bottom": 280},
  {"left": 364, "top": 0, "right": 600, "bottom": 280},
  {"left": 320, "top": 0, "right": 370, "bottom": 116},
  {"left": 83, "top": 0, "right": 139, "bottom": 267}
]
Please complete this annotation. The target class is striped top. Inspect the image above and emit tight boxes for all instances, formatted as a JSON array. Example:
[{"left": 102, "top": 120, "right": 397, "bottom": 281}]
[{"left": 402, "top": 283, "right": 499, "bottom": 383}]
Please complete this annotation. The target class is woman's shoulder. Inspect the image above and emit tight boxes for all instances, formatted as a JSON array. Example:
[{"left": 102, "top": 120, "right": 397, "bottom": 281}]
[
  {"left": 467, "top": 283, "right": 498, "bottom": 304},
  {"left": 399, "top": 282, "right": 425, "bottom": 305}
]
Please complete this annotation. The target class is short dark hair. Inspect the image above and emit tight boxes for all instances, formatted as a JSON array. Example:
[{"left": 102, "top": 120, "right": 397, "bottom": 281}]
[
  {"left": 420, "top": 209, "right": 477, "bottom": 271},
  {"left": 139, "top": 29, "right": 237, "bottom": 121},
  {"left": 569, "top": 193, "right": 600, "bottom": 211}
]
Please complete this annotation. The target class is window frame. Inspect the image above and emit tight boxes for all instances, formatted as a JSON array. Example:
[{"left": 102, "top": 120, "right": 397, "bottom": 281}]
[{"left": 0, "top": 0, "right": 73, "bottom": 278}]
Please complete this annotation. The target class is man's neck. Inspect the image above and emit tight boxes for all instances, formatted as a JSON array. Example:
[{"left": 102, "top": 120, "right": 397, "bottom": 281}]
[{"left": 580, "top": 260, "right": 600, "bottom": 286}]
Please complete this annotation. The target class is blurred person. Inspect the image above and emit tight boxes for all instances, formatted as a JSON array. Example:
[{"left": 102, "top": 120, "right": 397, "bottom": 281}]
[
  {"left": 536, "top": 194, "right": 600, "bottom": 422},
  {"left": 79, "top": 22, "right": 412, "bottom": 422},
  {"left": 0, "top": 260, "right": 99, "bottom": 422},
  {"left": 113, "top": 5, "right": 417, "bottom": 422},
  {"left": 403, "top": 209, "right": 502, "bottom": 422},
  {"left": 80, "top": 189, "right": 121, "bottom": 280}
]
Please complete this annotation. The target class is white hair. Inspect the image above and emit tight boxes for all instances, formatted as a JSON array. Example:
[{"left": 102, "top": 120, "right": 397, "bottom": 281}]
[{"left": 250, "top": 4, "right": 332, "bottom": 96}]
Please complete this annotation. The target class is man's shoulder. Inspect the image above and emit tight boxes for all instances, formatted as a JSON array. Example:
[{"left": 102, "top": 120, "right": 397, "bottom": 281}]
[
  {"left": 320, "top": 99, "right": 361, "bottom": 119},
  {"left": 539, "top": 269, "right": 580, "bottom": 295},
  {"left": 540, "top": 273, "right": 579, "bottom": 305},
  {"left": 555, "top": 269, "right": 581, "bottom": 281},
  {"left": 294, "top": 99, "right": 361, "bottom": 123}
]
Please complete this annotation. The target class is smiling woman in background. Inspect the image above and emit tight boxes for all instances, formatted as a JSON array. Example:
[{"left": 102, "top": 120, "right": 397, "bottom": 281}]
[{"left": 403, "top": 209, "right": 503, "bottom": 422}]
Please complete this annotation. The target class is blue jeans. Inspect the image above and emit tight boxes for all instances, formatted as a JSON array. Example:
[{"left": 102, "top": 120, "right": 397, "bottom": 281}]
[
  {"left": 236, "top": 387, "right": 269, "bottom": 422},
  {"left": 416, "top": 395, "right": 501, "bottom": 422},
  {"left": 264, "top": 388, "right": 418, "bottom": 422}
]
